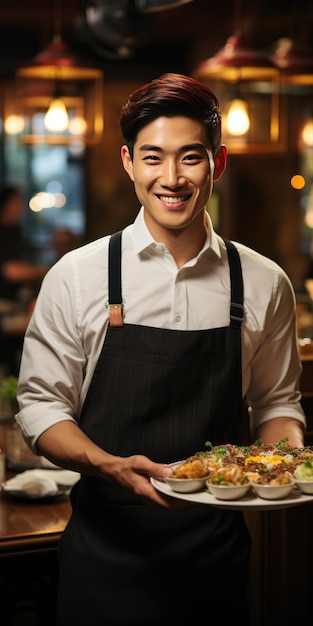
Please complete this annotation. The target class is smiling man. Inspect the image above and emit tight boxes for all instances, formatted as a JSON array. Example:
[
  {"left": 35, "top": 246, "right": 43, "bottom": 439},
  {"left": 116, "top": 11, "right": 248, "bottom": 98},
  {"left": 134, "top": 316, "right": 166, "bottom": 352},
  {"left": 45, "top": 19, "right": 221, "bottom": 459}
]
[
  {"left": 16, "top": 73, "right": 305, "bottom": 626},
  {"left": 121, "top": 116, "right": 226, "bottom": 267}
]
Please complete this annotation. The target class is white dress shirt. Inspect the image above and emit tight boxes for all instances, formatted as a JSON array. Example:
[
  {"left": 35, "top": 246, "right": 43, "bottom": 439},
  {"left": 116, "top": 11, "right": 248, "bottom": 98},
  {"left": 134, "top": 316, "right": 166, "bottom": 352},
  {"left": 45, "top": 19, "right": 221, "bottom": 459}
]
[{"left": 16, "top": 208, "right": 306, "bottom": 450}]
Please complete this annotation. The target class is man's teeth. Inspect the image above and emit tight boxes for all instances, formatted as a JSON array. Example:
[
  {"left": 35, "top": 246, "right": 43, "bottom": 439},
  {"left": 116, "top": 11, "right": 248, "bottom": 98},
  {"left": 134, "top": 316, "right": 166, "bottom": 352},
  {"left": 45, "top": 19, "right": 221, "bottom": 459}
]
[{"left": 160, "top": 195, "right": 188, "bottom": 203}]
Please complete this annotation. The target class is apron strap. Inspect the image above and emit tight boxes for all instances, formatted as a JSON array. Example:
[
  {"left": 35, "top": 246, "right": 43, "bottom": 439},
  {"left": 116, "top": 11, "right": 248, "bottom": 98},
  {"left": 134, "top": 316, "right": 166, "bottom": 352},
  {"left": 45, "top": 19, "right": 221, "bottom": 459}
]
[
  {"left": 223, "top": 239, "right": 244, "bottom": 328},
  {"left": 108, "top": 232, "right": 244, "bottom": 329},
  {"left": 108, "top": 230, "right": 123, "bottom": 326}
]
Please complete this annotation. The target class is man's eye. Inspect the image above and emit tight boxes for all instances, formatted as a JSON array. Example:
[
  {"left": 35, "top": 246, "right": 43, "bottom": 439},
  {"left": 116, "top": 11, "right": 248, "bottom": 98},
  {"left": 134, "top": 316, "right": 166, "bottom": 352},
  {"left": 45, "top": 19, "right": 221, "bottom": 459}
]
[
  {"left": 182, "top": 153, "right": 207, "bottom": 163},
  {"left": 143, "top": 155, "right": 160, "bottom": 162}
]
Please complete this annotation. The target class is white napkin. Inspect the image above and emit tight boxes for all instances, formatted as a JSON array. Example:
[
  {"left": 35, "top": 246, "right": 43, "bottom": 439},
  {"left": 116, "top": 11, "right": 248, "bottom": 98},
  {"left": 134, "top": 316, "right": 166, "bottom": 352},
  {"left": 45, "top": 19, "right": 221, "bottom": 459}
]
[{"left": 3, "top": 468, "right": 80, "bottom": 497}]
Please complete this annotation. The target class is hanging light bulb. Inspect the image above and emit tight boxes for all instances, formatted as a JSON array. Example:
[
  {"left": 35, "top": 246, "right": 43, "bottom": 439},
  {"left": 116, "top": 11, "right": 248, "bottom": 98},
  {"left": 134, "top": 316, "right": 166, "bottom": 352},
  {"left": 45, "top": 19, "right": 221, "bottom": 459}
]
[
  {"left": 68, "top": 116, "right": 87, "bottom": 136},
  {"left": 194, "top": 31, "right": 280, "bottom": 151},
  {"left": 301, "top": 117, "right": 313, "bottom": 147},
  {"left": 44, "top": 97, "right": 69, "bottom": 132},
  {"left": 226, "top": 98, "right": 250, "bottom": 135},
  {"left": 15, "top": 24, "right": 104, "bottom": 145},
  {"left": 4, "top": 114, "right": 25, "bottom": 135}
]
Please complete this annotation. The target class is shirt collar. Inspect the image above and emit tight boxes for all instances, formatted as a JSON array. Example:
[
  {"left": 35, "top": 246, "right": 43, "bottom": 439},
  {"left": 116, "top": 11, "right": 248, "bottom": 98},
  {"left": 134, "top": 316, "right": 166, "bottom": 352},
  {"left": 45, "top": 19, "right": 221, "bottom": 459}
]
[
  {"left": 132, "top": 207, "right": 155, "bottom": 254},
  {"left": 131, "top": 206, "right": 222, "bottom": 260}
]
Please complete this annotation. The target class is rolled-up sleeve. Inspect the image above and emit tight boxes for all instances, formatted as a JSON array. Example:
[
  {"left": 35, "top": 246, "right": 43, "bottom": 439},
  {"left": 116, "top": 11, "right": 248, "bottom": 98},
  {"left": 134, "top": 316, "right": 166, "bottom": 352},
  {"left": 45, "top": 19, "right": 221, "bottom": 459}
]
[
  {"left": 16, "top": 255, "right": 90, "bottom": 452},
  {"left": 243, "top": 264, "right": 306, "bottom": 433}
]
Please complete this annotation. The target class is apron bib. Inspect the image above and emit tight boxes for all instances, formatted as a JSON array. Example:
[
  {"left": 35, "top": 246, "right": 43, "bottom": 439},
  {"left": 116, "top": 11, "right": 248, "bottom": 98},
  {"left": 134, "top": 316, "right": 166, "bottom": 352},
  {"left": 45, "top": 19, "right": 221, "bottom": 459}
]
[{"left": 56, "top": 234, "right": 251, "bottom": 626}]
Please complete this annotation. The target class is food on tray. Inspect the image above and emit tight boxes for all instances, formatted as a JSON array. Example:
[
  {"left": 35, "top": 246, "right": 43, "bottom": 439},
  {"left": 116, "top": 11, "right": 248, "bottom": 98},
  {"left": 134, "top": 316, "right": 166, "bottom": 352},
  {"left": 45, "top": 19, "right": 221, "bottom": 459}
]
[
  {"left": 294, "top": 459, "right": 313, "bottom": 481},
  {"left": 167, "top": 439, "right": 313, "bottom": 499},
  {"left": 244, "top": 454, "right": 291, "bottom": 468},
  {"left": 248, "top": 468, "right": 294, "bottom": 486},
  {"left": 172, "top": 457, "right": 220, "bottom": 479},
  {"left": 208, "top": 464, "right": 248, "bottom": 486}
]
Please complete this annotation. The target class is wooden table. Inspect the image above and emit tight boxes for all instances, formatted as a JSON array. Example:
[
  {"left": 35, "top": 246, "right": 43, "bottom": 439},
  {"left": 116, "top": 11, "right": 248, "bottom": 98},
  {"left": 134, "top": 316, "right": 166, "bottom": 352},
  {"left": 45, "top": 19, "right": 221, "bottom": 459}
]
[
  {"left": 0, "top": 489, "right": 72, "bottom": 557},
  {"left": 0, "top": 482, "right": 72, "bottom": 624},
  {"left": 0, "top": 421, "right": 71, "bottom": 558}
]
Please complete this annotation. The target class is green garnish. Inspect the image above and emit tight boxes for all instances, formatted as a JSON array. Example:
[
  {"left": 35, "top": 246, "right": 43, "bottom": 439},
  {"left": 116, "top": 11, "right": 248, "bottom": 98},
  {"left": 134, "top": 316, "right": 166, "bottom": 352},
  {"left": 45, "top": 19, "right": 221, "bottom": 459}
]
[
  {"left": 301, "top": 460, "right": 313, "bottom": 469},
  {"left": 275, "top": 437, "right": 289, "bottom": 450}
]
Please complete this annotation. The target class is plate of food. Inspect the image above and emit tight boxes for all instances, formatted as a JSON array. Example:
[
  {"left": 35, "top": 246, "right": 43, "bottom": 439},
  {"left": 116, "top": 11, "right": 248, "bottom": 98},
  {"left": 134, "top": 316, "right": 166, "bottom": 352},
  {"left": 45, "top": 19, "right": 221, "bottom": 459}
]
[{"left": 151, "top": 439, "right": 313, "bottom": 510}]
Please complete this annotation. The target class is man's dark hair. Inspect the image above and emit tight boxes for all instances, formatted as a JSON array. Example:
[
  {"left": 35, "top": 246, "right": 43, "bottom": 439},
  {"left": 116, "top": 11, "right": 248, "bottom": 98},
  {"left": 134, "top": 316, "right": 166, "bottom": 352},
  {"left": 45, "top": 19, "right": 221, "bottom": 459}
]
[{"left": 119, "top": 73, "right": 222, "bottom": 159}]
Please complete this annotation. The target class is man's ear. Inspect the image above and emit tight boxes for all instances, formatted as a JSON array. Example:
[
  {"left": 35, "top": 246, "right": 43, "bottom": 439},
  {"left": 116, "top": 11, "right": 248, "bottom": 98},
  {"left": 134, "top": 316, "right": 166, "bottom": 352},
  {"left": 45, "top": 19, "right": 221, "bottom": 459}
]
[
  {"left": 213, "top": 144, "right": 227, "bottom": 181},
  {"left": 121, "top": 145, "right": 135, "bottom": 182}
]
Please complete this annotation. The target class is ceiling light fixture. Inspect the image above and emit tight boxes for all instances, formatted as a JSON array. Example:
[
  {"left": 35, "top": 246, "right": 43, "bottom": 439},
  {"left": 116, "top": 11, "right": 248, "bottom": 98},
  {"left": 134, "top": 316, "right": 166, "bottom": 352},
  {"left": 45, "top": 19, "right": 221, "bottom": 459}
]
[
  {"left": 301, "top": 117, "right": 313, "bottom": 148},
  {"left": 226, "top": 98, "right": 250, "bottom": 136},
  {"left": 271, "top": 38, "right": 313, "bottom": 151},
  {"left": 14, "top": 1, "right": 104, "bottom": 145},
  {"left": 44, "top": 95, "right": 69, "bottom": 133},
  {"left": 194, "top": 32, "right": 281, "bottom": 153},
  {"left": 271, "top": 38, "right": 313, "bottom": 85}
]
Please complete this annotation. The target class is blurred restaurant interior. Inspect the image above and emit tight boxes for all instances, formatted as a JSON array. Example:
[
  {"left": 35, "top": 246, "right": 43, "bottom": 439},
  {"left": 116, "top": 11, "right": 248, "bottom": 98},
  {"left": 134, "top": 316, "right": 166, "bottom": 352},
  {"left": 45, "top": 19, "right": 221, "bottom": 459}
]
[
  {"left": 0, "top": 0, "right": 313, "bottom": 281},
  {"left": 1, "top": 1, "right": 313, "bottom": 624}
]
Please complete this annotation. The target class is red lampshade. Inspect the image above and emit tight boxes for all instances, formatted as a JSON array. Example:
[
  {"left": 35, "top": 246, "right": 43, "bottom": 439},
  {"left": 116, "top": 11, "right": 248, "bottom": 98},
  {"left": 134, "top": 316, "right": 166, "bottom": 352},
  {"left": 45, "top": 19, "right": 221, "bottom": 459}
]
[
  {"left": 196, "top": 33, "right": 277, "bottom": 82},
  {"left": 15, "top": 35, "right": 104, "bottom": 145}
]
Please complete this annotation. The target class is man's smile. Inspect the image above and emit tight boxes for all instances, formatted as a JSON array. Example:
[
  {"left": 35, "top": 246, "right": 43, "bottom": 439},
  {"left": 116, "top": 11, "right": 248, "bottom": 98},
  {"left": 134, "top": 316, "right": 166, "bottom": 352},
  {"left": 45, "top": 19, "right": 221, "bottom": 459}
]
[{"left": 157, "top": 194, "right": 191, "bottom": 203}]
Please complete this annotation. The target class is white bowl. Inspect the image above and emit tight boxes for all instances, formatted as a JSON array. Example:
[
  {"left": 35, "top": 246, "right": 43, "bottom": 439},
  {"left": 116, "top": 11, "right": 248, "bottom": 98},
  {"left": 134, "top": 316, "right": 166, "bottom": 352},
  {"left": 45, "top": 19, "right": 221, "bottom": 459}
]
[
  {"left": 250, "top": 479, "right": 295, "bottom": 500},
  {"left": 206, "top": 481, "right": 251, "bottom": 501},
  {"left": 295, "top": 479, "right": 313, "bottom": 495},
  {"left": 164, "top": 475, "right": 208, "bottom": 493}
]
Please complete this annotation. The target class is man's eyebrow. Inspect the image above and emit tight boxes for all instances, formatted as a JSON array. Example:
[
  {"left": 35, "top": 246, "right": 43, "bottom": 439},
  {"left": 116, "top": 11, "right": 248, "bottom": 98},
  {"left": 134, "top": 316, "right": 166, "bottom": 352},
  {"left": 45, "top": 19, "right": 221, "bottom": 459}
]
[
  {"left": 139, "top": 143, "right": 209, "bottom": 153},
  {"left": 139, "top": 144, "right": 162, "bottom": 152},
  {"left": 181, "top": 143, "right": 209, "bottom": 153}
]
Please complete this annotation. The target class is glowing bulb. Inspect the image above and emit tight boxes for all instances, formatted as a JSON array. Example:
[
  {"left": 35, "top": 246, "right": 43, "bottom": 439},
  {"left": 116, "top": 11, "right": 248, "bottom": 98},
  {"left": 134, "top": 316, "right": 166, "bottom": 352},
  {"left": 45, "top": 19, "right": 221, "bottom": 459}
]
[
  {"left": 44, "top": 99, "right": 69, "bottom": 132},
  {"left": 301, "top": 119, "right": 313, "bottom": 147},
  {"left": 305, "top": 209, "right": 313, "bottom": 228},
  {"left": 4, "top": 114, "right": 25, "bottom": 134},
  {"left": 68, "top": 116, "right": 87, "bottom": 135},
  {"left": 226, "top": 99, "right": 250, "bottom": 136}
]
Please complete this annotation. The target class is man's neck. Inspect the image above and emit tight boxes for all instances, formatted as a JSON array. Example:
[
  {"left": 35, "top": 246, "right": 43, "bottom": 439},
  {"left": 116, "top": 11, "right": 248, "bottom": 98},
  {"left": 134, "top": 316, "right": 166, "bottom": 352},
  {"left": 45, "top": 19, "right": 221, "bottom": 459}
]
[{"left": 145, "top": 212, "right": 209, "bottom": 268}]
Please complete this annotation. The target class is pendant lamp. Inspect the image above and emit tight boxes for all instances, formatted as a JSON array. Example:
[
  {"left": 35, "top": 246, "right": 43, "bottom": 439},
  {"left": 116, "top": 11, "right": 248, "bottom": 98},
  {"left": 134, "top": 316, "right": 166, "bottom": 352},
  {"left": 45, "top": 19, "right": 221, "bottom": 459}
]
[
  {"left": 194, "top": 33, "right": 282, "bottom": 153},
  {"left": 14, "top": 34, "right": 104, "bottom": 145},
  {"left": 271, "top": 38, "right": 313, "bottom": 85},
  {"left": 271, "top": 38, "right": 313, "bottom": 150}
]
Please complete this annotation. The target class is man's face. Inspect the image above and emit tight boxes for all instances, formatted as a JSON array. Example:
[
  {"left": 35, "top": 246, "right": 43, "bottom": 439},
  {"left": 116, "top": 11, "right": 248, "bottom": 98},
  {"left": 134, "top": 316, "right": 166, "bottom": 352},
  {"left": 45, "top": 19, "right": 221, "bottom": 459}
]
[{"left": 121, "top": 116, "right": 226, "bottom": 236}]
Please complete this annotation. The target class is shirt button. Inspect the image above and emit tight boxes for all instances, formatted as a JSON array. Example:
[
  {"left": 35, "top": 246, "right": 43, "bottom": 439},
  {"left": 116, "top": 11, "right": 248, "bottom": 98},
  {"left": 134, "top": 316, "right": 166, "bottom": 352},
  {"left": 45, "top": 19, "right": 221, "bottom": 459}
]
[{"left": 175, "top": 315, "right": 181, "bottom": 322}]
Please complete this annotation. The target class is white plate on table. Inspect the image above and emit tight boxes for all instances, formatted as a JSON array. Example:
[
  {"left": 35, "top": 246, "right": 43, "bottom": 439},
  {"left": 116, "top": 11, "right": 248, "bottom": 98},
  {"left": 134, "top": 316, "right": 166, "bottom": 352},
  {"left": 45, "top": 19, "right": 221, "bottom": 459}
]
[{"left": 150, "top": 476, "right": 313, "bottom": 511}]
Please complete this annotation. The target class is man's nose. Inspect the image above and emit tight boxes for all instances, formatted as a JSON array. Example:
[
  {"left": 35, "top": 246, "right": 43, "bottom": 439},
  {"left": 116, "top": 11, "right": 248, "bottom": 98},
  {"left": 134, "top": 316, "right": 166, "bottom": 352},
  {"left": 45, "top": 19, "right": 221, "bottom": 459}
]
[{"left": 160, "top": 159, "right": 185, "bottom": 186}]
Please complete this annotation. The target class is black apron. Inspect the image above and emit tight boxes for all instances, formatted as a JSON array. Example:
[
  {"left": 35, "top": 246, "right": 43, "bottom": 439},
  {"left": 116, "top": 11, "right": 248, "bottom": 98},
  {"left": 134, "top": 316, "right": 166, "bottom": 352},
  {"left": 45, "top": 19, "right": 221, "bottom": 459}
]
[{"left": 56, "top": 233, "right": 251, "bottom": 626}]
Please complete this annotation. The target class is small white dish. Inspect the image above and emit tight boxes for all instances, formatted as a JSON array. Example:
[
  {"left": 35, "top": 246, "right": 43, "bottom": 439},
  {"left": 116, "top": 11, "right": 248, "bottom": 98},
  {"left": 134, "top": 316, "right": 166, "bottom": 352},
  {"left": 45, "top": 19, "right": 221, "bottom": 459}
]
[
  {"left": 151, "top": 476, "right": 313, "bottom": 510},
  {"left": 295, "top": 479, "right": 313, "bottom": 495},
  {"left": 164, "top": 475, "right": 208, "bottom": 493},
  {"left": 250, "top": 479, "right": 295, "bottom": 500},
  {"left": 206, "top": 481, "right": 251, "bottom": 501}
]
